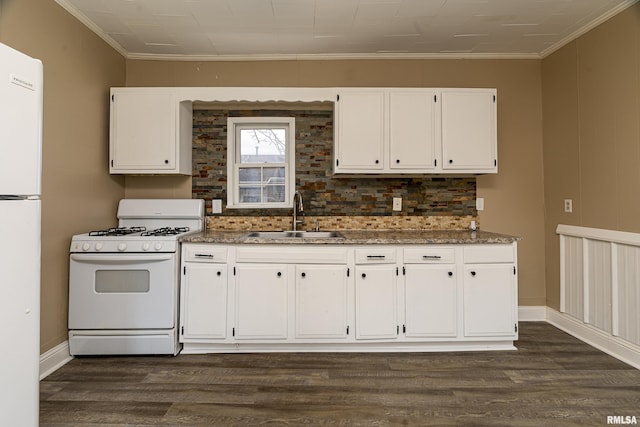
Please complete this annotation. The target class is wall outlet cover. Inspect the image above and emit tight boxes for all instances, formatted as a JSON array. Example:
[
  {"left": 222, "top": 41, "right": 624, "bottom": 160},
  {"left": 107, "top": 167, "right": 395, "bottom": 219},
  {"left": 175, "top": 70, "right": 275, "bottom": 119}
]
[
  {"left": 476, "top": 198, "right": 485, "bottom": 211},
  {"left": 564, "top": 199, "right": 573, "bottom": 213},
  {"left": 392, "top": 197, "right": 402, "bottom": 211},
  {"left": 212, "top": 199, "right": 222, "bottom": 214}
]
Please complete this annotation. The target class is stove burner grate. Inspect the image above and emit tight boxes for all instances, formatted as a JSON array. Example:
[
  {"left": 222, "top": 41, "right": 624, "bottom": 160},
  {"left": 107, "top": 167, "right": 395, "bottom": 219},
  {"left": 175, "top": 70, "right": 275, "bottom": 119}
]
[
  {"left": 141, "top": 227, "right": 190, "bottom": 237},
  {"left": 88, "top": 226, "right": 146, "bottom": 237}
]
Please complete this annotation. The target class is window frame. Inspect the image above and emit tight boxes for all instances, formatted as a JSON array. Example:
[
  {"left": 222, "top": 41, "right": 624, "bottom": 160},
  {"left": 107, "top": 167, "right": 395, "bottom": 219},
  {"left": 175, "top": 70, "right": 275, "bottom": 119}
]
[{"left": 226, "top": 116, "right": 295, "bottom": 209}]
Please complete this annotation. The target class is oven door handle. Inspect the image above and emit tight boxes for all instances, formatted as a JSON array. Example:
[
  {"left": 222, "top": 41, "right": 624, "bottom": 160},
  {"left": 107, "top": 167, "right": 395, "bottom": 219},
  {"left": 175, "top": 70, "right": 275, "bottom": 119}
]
[{"left": 70, "top": 254, "right": 173, "bottom": 263}]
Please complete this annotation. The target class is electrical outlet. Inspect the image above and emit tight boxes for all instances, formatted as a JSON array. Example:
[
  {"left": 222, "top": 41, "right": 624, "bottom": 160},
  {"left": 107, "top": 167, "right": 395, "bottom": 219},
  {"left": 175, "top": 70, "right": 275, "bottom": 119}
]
[
  {"left": 392, "top": 197, "right": 402, "bottom": 211},
  {"left": 476, "top": 198, "right": 485, "bottom": 211},
  {"left": 564, "top": 199, "right": 573, "bottom": 213},
  {"left": 212, "top": 199, "right": 222, "bottom": 214}
]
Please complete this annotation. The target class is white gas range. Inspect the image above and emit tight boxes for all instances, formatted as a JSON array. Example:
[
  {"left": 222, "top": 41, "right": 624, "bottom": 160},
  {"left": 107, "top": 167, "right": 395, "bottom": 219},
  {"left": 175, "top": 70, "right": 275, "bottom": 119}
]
[{"left": 68, "top": 199, "right": 204, "bottom": 356}]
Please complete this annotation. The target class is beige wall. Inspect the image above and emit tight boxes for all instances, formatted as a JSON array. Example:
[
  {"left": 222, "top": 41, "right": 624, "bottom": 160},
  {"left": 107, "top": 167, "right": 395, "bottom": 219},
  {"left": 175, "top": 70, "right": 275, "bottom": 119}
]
[
  {"left": 542, "top": 3, "right": 640, "bottom": 309},
  {"left": 125, "top": 58, "right": 547, "bottom": 306},
  {"left": 0, "top": 0, "right": 126, "bottom": 352}
]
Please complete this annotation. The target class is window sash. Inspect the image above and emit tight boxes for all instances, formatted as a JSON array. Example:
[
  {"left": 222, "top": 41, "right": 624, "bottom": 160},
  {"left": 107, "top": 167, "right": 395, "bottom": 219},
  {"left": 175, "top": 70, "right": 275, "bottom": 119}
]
[{"left": 227, "top": 117, "right": 295, "bottom": 209}]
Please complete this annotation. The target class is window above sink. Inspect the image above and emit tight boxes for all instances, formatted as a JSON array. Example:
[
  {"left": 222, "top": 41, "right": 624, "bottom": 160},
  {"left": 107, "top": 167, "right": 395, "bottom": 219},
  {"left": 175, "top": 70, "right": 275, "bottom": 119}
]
[{"left": 226, "top": 117, "right": 295, "bottom": 209}]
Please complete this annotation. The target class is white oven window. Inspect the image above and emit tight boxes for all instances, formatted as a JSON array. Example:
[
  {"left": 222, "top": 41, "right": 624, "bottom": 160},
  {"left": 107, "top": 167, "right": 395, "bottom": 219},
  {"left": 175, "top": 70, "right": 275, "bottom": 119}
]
[{"left": 95, "top": 270, "right": 150, "bottom": 293}]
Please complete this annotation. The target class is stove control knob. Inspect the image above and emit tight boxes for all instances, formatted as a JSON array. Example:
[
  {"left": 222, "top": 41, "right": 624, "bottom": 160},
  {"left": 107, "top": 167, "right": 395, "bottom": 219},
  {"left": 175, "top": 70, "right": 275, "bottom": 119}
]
[
  {"left": 154, "top": 243, "right": 163, "bottom": 251},
  {"left": 82, "top": 243, "right": 91, "bottom": 251},
  {"left": 95, "top": 243, "right": 103, "bottom": 251},
  {"left": 142, "top": 243, "right": 150, "bottom": 251},
  {"left": 118, "top": 243, "right": 127, "bottom": 252}
]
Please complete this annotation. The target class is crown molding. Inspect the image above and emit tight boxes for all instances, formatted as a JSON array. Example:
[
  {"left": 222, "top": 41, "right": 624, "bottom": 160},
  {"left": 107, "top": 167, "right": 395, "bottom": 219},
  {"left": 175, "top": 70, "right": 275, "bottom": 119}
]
[{"left": 125, "top": 52, "right": 541, "bottom": 62}]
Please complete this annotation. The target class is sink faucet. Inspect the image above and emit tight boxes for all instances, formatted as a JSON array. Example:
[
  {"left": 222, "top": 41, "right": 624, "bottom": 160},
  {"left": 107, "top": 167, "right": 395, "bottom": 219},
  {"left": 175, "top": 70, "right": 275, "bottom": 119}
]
[{"left": 292, "top": 190, "right": 304, "bottom": 231}]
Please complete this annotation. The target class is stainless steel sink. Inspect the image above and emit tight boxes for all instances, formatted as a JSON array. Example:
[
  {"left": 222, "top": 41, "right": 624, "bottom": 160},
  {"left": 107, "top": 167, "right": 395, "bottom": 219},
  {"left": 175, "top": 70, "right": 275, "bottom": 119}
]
[{"left": 246, "top": 231, "right": 344, "bottom": 239}]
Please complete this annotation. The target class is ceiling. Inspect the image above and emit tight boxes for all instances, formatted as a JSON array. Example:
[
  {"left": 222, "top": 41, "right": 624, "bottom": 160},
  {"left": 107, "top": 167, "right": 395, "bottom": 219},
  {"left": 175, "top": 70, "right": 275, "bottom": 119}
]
[{"left": 55, "top": 0, "right": 636, "bottom": 60}]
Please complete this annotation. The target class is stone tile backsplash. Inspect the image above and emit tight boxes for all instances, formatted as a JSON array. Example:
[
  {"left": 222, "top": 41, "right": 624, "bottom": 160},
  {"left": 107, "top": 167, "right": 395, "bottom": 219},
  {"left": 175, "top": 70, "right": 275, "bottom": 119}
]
[
  {"left": 205, "top": 214, "right": 477, "bottom": 231},
  {"left": 192, "top": 108, "right": 476, "bottom": 221}
]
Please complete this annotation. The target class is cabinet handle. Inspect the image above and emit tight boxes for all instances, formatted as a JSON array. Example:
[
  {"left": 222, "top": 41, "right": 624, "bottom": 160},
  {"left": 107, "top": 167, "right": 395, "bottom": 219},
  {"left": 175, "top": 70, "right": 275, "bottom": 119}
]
[
  {"left": 471, "top": 271, "right": 476, "bottom": 277},
  {"left": 217, "top": 271, "right": 221, "bottom": 276},
  {"left": 301, "top": 272, "right": 306, "bottom": 278},
  {"left": 422, "top": 255, "right": 441, "bottom": 260},
  {"left": 277, "top": 272, "right": 282, "bottom": 277},
  {"left": 195, "top": 253, "right": 214, "bottom": 258},
  {"left": 448, "top": 271, "right": 453, "bottom": 277},
  {"left": 361, "top": 273, "right": 366, "bottom": 278},
  {"left": 367, "top": 255, "right": 385, "bottom": 259}
]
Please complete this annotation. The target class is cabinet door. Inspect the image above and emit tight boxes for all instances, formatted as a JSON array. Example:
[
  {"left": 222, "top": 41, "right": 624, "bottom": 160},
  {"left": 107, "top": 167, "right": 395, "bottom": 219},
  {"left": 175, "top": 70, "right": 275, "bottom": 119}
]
[
  {"left": 110, "top": 90, "right": 176, "bottom": 171},
  {"left": 295, "top": 265, "right": 348, "bottom": 339},
  {"left": 180, "top": 263, "right": 227, "bottom": 340},
  {"left": 463, "top": 264, "right": 516, "bottom": 337},
  {"left": 355, "top": 265, "right": 398, "bottom": 339},
  {"left": 441, "top": 89, "right": 497, "bottom": 171},
  {"left": 404, "top": 264, "right": 457, "bottom": 338},
  {"left": 234, "top": 264, "right": 288, "bottom": 339},
  {"left": 389, "top": 91, "right": 437, "bottom": 170},
  {"left": 335, "top": 91, "right": 385, "bottom": 171}
]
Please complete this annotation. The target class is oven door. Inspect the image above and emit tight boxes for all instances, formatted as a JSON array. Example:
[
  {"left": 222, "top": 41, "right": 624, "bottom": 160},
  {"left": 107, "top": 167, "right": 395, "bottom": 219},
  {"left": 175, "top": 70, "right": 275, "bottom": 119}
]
[{"left": 68, "top": 253, "right": 178, "bottom": 330}]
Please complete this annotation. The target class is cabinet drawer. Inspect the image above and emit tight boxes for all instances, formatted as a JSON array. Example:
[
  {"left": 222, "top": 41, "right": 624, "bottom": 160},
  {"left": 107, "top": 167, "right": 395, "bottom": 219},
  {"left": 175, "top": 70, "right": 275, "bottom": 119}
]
[
  {"left": 183, "top": 245, "right": 228, "bottom": 263},
  {"left": 404, "top": 247, "right": 455, "bottom": 263},
  {"left": 355, "top": 247, "right": 397, "bottom": 264},
  {"left": 463, "top": 245, "right": 514, "bottom": 264}
]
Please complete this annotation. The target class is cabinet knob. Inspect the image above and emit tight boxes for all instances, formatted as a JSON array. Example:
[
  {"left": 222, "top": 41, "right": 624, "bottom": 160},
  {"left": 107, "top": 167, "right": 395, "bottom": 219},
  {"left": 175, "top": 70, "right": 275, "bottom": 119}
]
[
  {"left": 471, "top": 271, "right": 476, "bottom": 277},
  {"left": 449, "top": 159, "right": 453, "bottom": 164},
  {"left": 164, "top": 159, "right": 169, "bottom": 164},
  {"left": 448, "top": 271, "right": 453, "bottom": 277},
  {"left": 396, "top": 159, "right": 400, "bottom": 164},
  {"left": 375, "top": 160, "right": 379, "bottom": 164},
  {"left": 217, "top": 271, "right": 221, "bottom": 276},
  {"left": 301, "top": 272, "right": 306, "bottom": 278},
  {"left": 361, "top": 273, "right": 366, "bottom": 278},
  {"left": 277, "top": 272, "right": 282, "bottom": 277}
]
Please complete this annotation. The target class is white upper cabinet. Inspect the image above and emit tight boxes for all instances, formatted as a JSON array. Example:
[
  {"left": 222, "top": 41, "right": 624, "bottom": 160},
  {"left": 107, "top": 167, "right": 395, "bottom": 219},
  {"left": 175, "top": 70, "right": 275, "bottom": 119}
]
[
  {"left": 334, "top": 88, "right": 497, "bottom": 175},
  {"left": 109, "top": 88, "right": 193, "bottom": 175},
  {"left": 441, "top": 89, "right": 497, "bottom": 172},
  {"left": 389, "top": 90, "right": 438, "bottom": 171},
  {"left": 334, "top": 91, "right": 385, "bottom": 170}
]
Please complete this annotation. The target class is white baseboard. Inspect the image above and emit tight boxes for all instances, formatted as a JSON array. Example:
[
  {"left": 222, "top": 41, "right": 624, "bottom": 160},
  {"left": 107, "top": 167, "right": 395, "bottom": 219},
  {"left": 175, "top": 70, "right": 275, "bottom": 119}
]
[
  {"left": 545, "top": 308, "right": 640, "bottom": 370},
  {"left": 518, "top": 305, "right": 547, "bottom": 321},
  {"left": 40, "top": 340, "right": 73, "bottom": 380}
]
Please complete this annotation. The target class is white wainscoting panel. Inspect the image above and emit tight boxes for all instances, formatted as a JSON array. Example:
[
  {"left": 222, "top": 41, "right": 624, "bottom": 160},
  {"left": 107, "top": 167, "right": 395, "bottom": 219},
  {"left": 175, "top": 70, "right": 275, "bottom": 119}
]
[
  {"left": 558, "top": 224, "right": 640, "bottom": 351},
  {"left": 560, "top": 234, "right": 584, "bottom": 320},
  {"left": 615, "top": 244, "right": 640, "bottom": 346},
  {"left": 586, "top": 239, "right": 611, "bottom": 333}
]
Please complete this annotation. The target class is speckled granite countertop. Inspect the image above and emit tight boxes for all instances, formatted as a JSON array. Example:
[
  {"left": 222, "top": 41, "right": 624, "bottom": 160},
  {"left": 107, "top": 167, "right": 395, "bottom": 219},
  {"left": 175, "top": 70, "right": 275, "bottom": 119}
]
[{"left": 181, "top": 229, "right": 519, "bottom": 245}]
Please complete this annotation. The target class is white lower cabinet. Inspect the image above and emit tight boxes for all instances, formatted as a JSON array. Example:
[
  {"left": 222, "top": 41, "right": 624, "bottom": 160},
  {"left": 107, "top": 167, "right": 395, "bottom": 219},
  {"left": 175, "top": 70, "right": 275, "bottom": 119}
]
[
  {"left": 234, "top": 264, "right": 288, "bottom": 340},
  {"left": 463, "top": 264, "right": 517, "bottom": 337},
  {"left": 355, "top": 264, "right": 398, "bottom": 340},
  {"left": 462, "top": 245, "right": 518, "bottom": 338},
  {"left": 404, "top": 264, "right": 457, "bottom": 338},
  {"left": 180, "top": 245, "right": 229, "bottom": 342},
  {"left": 180, "top": 263, "right": 228, "bottom": 340},
  {"left": 179, "top": 242, "right": 518, "bottom": 353},
  {"left": 294, "top": 265, "right": 349, "bottom": 339}
]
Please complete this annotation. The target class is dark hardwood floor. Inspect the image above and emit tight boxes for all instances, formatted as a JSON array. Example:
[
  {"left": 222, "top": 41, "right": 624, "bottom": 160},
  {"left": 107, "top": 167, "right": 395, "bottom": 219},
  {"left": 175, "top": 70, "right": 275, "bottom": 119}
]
[{"left": 40, "top": 322, "right": 640, "bottom": 426}]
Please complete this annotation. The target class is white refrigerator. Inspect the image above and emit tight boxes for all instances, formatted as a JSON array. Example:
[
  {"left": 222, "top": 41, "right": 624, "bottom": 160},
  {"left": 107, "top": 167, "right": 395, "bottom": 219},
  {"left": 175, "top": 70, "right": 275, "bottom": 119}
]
[{"left": 0, "top": 42, "right": 43, "bottom": 426}]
